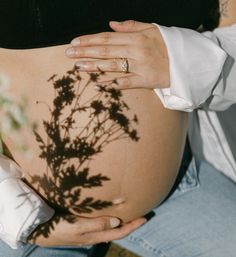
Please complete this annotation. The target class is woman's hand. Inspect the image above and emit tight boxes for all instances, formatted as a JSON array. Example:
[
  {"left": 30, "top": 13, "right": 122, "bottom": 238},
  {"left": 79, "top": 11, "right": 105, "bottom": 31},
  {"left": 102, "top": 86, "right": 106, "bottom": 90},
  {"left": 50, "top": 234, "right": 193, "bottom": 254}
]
[
  {"left": 65, "top": 20, "right": 170, "bottom": 89},
  {"left": 29, "top": 214, "right": 146, "bottom": 247}
]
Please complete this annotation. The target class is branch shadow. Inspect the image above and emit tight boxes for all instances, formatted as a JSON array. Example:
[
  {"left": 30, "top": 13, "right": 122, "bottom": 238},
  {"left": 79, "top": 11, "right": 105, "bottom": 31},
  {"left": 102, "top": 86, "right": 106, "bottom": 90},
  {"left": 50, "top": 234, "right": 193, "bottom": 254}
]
[{"left": 29, "top": 67, "right": 140, "bottom": 241}]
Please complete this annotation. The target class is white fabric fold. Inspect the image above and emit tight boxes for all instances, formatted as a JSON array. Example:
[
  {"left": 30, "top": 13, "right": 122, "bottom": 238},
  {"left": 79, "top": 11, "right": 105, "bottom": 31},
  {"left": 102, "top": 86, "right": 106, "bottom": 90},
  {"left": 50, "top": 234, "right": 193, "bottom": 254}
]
[
  {"left": 206, "top": 24, "right": 236, "bottom": 110},
  {"left": 153, "top": 24, "right": 228, "bottom": 111},
  {"left": 152, "top": 24, "right": 236, "bottom": 181},
  {"left": 0, "top": 155, "right": 54, "bottom": 249}
]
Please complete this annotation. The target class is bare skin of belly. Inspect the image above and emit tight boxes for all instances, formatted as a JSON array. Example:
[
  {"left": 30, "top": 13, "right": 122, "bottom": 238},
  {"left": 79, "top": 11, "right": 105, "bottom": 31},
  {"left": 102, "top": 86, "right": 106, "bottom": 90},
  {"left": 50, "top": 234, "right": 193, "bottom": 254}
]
[{"left": 0, "top": 44, "right": 187, "bottom": 224}]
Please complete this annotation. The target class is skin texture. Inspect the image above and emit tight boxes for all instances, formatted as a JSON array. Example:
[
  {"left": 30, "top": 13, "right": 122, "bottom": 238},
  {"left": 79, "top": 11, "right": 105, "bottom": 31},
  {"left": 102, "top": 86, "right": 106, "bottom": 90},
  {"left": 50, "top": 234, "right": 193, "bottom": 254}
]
[
  {"left": 66, "top": 21, "right": 169, "bottom": 90},
  {"left": 28, "top": 214, "right": 146, "bottom": 247},
  {"left": 220, "top": 0, "right": 230, "bottom": 17},
  {"left": 219, "top": 0, "right": 236, "bottom": 26},
  {"left": 66, "top": 1, "right": 236, "bottom": 89},
  {"left": 0, "top": 43, "right": 186, "bottom": 246}
]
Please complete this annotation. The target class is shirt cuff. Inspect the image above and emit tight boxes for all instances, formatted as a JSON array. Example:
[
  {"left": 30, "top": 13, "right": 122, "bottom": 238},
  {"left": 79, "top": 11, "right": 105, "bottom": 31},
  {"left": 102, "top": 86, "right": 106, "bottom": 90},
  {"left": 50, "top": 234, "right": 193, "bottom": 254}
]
[
  {"left": 154, "top": 88, "right": 194, "bottom": 112},
  {"left": 0, "top": 154, "right": 22, "bottom": 182},
  {"left": 0, "top": 155, "right": 54, "bottom": 249},
  {"left": 153, "top": 24, "right": 227, "bottom": 112}
]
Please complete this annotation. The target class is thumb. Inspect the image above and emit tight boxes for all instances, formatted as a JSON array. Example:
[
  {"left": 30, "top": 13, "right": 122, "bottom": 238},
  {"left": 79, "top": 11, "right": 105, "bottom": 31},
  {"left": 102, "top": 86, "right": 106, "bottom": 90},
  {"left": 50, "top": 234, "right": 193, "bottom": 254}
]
[{"left": 109, "top": 20, "right": 154, "bottom": 32}]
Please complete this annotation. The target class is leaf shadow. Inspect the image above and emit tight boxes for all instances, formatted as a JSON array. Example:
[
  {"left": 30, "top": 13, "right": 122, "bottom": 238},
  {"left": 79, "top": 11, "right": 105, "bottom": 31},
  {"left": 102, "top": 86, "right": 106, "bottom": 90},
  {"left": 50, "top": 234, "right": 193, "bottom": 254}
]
[{"left": 29, "top": 67, "right": 140, "bottom": 241}]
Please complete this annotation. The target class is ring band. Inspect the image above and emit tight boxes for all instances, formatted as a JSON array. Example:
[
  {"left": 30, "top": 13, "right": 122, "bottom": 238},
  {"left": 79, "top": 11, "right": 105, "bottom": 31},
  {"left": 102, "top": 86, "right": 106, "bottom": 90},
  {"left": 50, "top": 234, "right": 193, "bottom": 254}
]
[{"left": 121, "top": 58, "right": 129, "bottom": 73}]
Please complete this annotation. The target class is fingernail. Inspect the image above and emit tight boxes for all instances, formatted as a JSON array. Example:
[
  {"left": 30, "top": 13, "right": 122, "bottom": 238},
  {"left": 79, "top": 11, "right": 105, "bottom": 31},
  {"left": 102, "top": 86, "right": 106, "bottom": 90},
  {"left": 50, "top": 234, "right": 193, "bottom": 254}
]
[
  {"left": 110, "top": 218, "right": 120, "bottom": 228},
  {"left": 110, "top": 21, "right": 122, "bottom": 25},
  {"left": 71, "top": 38, "right": 80, "bottom": 46},
  {"left": 65, "top": 48, "right": 76, "bottom": 57},
  {"left": 94, "top": 85, "right": 100, "bottom": 91}
]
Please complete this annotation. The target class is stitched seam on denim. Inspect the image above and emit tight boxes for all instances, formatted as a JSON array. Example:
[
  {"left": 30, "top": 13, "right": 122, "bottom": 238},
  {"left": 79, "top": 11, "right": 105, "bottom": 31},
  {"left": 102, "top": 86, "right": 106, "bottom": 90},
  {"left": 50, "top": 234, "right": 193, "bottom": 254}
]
[
  {"left": 21, "top": 244, "right": 38, "bottom": 257},
  {"left": 127, "top": 235, "right": 168, "bottom": 257}
]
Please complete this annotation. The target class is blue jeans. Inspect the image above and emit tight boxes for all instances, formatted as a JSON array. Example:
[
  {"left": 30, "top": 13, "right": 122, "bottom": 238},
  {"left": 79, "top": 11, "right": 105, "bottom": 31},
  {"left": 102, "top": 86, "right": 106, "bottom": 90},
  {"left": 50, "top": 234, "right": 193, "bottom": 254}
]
[
  {"left": 116, "top": 160, "right": 236, "bottom": 257},
  {"left": 1, "top": 161, "right": 236, "bottom": 257}
]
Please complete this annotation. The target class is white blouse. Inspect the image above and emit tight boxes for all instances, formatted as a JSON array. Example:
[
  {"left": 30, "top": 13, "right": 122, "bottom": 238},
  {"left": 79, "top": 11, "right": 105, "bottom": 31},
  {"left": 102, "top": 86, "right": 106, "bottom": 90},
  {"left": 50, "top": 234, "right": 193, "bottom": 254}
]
[{"left": 155, "top": 24, "right": 236, "bottom": 181}]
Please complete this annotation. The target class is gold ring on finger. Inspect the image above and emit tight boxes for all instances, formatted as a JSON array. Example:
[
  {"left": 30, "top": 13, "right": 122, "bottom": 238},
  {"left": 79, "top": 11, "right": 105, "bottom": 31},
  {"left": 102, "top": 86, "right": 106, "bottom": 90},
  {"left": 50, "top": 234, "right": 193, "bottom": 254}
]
[{"left": 121, "top": 58, "right": 129, "bottom": 73}]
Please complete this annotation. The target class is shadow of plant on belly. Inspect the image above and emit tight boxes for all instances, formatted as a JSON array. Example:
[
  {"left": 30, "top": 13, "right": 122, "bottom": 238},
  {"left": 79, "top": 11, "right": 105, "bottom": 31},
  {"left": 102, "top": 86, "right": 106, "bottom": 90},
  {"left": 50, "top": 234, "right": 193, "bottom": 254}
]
[{"left": 29, "top": 67, "right": 140, "bottom": 240}]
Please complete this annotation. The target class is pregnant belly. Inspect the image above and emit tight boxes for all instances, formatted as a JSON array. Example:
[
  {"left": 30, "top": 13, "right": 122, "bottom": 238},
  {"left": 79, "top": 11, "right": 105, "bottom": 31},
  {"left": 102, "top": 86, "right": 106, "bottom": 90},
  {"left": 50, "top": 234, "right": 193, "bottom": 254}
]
[{"left": 0, "top": 45, "right": 187, "bottom": 223}]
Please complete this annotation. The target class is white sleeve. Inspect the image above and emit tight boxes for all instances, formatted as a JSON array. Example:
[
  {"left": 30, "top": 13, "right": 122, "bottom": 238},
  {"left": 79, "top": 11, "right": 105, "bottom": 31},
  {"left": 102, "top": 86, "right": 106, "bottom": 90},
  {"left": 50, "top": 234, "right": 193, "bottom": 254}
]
[
  {"left": 153, "top": 24, "right": 236, "bottom": 112},
  {"left": 206, "top": 25, "right": 236, "bottom": 110},
  {"left": 0, "top": 155, "right": 54, "bottom": 249}
]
